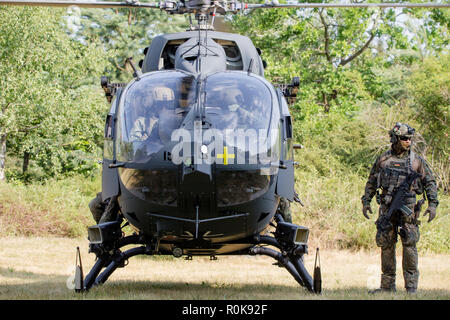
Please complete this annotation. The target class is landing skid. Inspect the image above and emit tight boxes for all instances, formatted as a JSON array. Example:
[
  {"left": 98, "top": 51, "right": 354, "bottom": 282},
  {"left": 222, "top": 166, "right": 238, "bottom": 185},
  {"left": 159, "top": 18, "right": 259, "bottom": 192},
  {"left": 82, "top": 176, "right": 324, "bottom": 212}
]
[{"left": 75, "top": 214, "right": 321, "bottom": 294}]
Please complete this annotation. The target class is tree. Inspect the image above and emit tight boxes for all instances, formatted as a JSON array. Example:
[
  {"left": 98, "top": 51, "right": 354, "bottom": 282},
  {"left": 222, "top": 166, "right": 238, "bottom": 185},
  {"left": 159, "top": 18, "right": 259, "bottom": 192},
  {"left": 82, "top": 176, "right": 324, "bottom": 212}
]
[
  {"left": 74, "top": 7, "right": 189, "bottom": 82},
  {"left": 0, "top": 6, "right": 108, "bottom": 181},
  {"left": 406, "top": 54, "right": 449, "bottom": 191},
  {"left": 231, "top": 1, "right": 412, "bottom": 113}
]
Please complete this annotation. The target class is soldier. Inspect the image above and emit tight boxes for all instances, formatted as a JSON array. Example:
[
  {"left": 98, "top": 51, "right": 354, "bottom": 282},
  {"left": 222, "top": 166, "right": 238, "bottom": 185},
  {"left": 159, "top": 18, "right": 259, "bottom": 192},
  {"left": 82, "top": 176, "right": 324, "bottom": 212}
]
[
  {"left": 361, "top": 122, "right": 439, "bottom": 294},
  {"left": 88, "top": 192, "right": 119, "bottom": 225},
  {"left": 278, "top": 197, "right": 292, "bottom": 223},
  {"left": 129, "top": 89, "right": 158, "bottom": 143}
]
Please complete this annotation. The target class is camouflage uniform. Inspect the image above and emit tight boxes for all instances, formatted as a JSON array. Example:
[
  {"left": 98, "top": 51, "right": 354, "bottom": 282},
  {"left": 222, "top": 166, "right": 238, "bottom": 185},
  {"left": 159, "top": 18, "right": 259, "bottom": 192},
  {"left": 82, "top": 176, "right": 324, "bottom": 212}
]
[
  {"left": 88, "top": 192, "right": 120, "bottom": 224},
  {"left": 361, "top": 123, "right": 439, "bottom": 292},
  {"left": 88, "top": 192, "right": 105, "bottom": 224},
  {"left": 278, "top": 197, "right": 293, "bottom": 223}
]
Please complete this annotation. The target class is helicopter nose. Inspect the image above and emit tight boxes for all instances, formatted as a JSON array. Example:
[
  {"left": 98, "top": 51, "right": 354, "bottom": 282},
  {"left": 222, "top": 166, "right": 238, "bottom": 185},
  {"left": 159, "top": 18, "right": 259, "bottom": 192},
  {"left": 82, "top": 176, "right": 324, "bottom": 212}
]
[
  {"left": 180, "top": 161, "right": 212, "bottom": 193},
  {"left": 179, "top": 159, "right": 215, "bottom": 223}
]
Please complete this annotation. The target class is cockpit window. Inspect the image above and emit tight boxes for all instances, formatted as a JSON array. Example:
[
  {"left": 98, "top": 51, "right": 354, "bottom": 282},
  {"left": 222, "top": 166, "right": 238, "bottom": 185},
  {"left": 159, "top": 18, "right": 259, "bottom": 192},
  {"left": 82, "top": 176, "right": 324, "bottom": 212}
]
[
  {"left": 203, "top": 72, "right": 280, "bottom": 172},
  {"left": 116, "top": 72, "right": 196, "bottom": 162},
  {"left": 204, "top": 73, "right": 272, "bottom": 131}
]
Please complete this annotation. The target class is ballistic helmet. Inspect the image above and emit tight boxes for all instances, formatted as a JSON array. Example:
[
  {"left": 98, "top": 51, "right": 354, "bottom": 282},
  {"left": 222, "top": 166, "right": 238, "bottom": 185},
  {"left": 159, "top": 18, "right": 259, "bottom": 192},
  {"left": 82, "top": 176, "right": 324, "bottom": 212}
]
[{"left": 389, "top": 122, "right": 415, "bottom": 143}]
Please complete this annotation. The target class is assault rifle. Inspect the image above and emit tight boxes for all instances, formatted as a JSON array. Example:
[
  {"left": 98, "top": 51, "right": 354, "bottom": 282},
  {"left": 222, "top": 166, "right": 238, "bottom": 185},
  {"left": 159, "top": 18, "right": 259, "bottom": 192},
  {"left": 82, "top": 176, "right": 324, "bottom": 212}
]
[{"left": 376, "top": 170, "right": 422, "bottom": 232}]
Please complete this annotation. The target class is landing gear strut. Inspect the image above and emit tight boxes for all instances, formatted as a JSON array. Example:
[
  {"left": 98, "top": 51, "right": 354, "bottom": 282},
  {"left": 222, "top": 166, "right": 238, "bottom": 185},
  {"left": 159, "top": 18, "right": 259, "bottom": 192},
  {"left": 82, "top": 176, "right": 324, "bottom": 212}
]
[
  {"left": 251, "top": 214, "right": 321, "bottom": 294},
  {"left": 75, "top": 215, "right": 321, "bottom": 294}
]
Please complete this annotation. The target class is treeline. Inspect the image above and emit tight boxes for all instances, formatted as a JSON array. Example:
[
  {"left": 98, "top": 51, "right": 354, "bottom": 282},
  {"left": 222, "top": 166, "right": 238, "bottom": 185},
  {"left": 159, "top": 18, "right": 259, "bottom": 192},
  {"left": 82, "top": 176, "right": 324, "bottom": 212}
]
[
  {"left": 0, "top": 3, "right": 448, "bottom": 250},
  {"left": 1, "top": 7, "right": 108, "bottom": 181},
  {"left": 0, "top": 6, "right": 189, "bottom": 182},
  {"left": 0, "top": 3, "right": 448, "bottom": 190},
  {"left": 232, "top": 4, "right": 449, "bottom": 191}
]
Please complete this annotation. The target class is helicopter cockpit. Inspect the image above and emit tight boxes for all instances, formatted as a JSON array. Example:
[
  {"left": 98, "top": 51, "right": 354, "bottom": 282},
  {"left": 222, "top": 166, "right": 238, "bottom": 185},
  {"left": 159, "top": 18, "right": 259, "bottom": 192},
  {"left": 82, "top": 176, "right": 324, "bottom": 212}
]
[
  {"left": 115, "top": 70, "right": 279, "bottom": 166},
  {"left": 204, "top": 72, "right": 272, "bottom": 131},
  {"left": 116, "top": 71, "right": 196, "bottom": 162}
]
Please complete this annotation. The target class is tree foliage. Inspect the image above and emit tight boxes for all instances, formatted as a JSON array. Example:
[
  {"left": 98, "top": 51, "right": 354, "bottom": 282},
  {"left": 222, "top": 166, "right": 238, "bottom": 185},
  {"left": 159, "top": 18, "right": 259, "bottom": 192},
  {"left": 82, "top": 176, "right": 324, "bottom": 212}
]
[
  {"left": 0, "top": 7, "right": 109, "bottom": 181},
  {"left": 0, "top": 2, "right": 448, "bottom": 189},
  {"left": 73, "top": 7, "right": 189, "bottom": 81},
  {"left": 231, "top": 1, "right": 449, "bottom": 189},
  {"left": 232, "top": 4, "right": 407, "bottom": 113}
]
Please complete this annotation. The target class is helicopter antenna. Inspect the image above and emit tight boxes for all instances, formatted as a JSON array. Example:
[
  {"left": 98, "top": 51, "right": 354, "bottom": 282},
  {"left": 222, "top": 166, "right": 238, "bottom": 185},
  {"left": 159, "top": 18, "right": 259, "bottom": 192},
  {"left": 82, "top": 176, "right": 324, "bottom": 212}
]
[
  {"left": 211, "top": 6, "right": 217, "bottom": 29},
  {"left": 247, "top": 58, "right": 254, "bottom": 75},
  {"left": 125, "top": 57, "right": 142, "bottom": 80},
  {"left": 197, "top": 19, "right": 202, "bottom": 73}
]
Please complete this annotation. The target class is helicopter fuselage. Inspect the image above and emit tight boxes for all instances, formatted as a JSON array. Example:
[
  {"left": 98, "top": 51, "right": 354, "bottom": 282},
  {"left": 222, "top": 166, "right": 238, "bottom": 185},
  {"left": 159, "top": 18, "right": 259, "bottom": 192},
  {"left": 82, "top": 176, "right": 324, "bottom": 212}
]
[{"left": 100, "top": 30, "right": 296, "bottom": 257}]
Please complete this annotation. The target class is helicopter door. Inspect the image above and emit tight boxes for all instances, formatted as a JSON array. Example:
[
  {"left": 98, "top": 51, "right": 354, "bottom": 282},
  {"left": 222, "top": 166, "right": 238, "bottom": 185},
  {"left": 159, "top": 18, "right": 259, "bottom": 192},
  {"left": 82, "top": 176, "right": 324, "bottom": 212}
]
[
  {"left": 275, "top": 89, "right": 295, "bottom": 202},
  {"left": 102, "top": 92, "right": 120, "bottom": 201}
]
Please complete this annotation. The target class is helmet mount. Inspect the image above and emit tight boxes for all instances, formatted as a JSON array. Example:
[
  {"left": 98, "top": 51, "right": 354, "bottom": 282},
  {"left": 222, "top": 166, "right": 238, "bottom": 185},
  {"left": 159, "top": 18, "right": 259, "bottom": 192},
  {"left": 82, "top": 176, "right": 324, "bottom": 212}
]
[{"left": 389, "top": 122, "right": 415, "bottom": 144}]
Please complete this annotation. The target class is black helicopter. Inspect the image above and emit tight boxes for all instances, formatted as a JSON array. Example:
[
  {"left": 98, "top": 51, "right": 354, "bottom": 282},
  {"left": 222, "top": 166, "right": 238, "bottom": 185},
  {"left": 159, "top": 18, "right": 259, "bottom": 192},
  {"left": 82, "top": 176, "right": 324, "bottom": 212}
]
[{"left": 2, "top": 0, "right": 448, "bottom": 294}]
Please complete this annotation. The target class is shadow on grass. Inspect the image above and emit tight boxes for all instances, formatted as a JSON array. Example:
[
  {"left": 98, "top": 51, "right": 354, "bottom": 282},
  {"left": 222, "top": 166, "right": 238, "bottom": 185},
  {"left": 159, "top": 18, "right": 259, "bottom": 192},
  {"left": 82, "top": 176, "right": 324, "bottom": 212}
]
[
  {"left": 99, "top": 281, "right": 450, "bottom": 300},
  {"left": 0, "top": 267, "right": 79, "bottom": 299},
  {"left": 1, "top": 267, "right": 449, "bottom": 300}
]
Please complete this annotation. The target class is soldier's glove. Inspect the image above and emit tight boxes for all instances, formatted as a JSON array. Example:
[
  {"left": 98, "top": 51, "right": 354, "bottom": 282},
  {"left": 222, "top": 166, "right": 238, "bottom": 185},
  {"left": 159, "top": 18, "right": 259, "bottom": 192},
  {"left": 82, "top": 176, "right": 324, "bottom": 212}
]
[
  {"left": 362, "top": 204, "right": 373, "bottom": 219},
  {"left": 423, "top": 206, "right": 436, "bottom": 223}
]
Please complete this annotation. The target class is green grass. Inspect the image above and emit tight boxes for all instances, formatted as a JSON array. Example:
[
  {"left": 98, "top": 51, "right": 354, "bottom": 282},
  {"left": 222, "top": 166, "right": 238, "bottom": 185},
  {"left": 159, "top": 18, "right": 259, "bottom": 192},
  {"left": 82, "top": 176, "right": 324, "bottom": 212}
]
[
  {"left": 292, "top": 168, "right": 450, "bottom": 254},
  {"left": 0, "top": 237, "right": 448, "bottom": 300},
  {"left": 0, "top": 168, "right": 448, "bottom": 254},
  {"left": 0, "top": 172, "right": 100, "bottom": 237}
]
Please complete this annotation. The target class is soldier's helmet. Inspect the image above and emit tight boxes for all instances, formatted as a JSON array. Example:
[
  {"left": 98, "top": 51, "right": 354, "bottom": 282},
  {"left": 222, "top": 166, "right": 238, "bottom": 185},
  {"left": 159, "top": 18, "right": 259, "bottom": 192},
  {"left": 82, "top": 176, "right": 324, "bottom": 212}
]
[
  {"left": 134, "top": 89, "right": 155, "bottom": 118},
  {"left": 153, "top": 86, "right": 175, "bottom": 102},
  {"left": 224, "top": 88, "right": 244, "bottom": 109},
  {"left": 389, "top": 122, "right": 415, "bottom": 143}
]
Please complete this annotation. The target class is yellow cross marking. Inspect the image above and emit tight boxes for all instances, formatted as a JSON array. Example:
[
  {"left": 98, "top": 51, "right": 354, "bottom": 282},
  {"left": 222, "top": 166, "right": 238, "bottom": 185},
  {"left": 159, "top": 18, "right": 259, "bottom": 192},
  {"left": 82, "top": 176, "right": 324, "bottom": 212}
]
[{"left": 217, "top": 146, "right": 235, "bottom": 165}]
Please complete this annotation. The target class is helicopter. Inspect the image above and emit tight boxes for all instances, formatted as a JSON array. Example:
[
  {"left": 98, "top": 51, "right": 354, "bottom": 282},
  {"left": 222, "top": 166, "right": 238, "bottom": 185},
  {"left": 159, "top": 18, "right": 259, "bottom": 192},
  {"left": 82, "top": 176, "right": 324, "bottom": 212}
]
[{"left": 1, "top": 0, "right": 449, "bottom": 294}]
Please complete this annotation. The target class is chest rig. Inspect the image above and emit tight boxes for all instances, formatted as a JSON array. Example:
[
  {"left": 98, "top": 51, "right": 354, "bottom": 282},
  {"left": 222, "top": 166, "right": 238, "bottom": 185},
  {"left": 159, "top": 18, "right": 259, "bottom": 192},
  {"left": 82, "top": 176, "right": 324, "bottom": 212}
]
[{"left": 377, "top": 150, "right": 421, "bottom": 205}]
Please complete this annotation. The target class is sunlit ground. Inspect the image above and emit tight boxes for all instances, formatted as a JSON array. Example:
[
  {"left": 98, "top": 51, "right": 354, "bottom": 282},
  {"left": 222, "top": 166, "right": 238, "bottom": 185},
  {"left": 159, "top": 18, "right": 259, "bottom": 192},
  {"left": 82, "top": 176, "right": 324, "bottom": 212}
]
[{"left": 0, "top": 237, "right": 448, "bottom": 300}]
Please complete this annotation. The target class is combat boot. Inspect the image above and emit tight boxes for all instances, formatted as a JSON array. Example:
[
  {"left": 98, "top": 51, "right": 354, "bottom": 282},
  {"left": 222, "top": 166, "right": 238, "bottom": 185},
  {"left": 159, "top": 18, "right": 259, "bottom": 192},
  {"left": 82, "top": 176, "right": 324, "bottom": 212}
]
[
  {"left": 368, "top": 287, "right": 396, "bottom": 294},
  {"left": 406, "top": 287, "right": 417, "bottom": 294}
]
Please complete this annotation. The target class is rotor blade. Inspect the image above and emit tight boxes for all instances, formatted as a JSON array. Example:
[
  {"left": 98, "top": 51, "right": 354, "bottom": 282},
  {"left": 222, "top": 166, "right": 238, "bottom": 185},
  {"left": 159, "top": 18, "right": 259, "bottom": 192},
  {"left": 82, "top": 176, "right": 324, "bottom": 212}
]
[
  {"left": 0, "top": 0, "right": 159, "bottom": 9},
  {"left": 1, "top": 1, "right": 448, "bottom": 12},
  {"left": 245, "top": 2, "right": 450, "bottom": 9}
]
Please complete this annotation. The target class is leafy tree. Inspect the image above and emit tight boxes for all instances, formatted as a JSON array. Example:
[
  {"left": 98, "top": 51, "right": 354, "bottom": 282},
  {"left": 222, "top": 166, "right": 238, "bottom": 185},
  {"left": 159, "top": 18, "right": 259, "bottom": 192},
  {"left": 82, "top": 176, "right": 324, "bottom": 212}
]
[
  {"left": 0, "top": 6, "right": 108, "bottom": 181},
  {"left": 74, "top": 7, "right": 190, "bottom": 82},
  {"left": 406, "top": 54, "right": 449, "bottom": 191},
  {"left": 231, "top": 1, "right": 408, "bottom": 114},
  {"left": 231, "top": 1, "right": 448, "bottom": 150}
]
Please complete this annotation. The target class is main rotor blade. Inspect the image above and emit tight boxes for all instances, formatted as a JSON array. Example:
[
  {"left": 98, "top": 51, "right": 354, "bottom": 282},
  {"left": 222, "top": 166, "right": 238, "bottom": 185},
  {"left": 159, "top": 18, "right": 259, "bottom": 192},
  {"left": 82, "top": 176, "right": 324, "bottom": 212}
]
[
  {"left": 246, "top": 2, "right": 450, "bottom": 9},
  {"left": 1, "top": 1, "right": 448, "bottom": 15},
  {"left": 0, "top": 0, "right": 159, "bottom": 9}
]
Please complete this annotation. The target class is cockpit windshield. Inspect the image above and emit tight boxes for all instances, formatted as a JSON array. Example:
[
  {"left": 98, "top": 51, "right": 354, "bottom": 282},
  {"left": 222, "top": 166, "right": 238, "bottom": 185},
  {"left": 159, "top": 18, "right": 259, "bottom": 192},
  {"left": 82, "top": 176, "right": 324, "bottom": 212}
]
[
  {"left": 116, "top": 71, "right": 196, "bottom": 162},
  {"left": 204, "top": 73, "right": 272, "bottom": 131}
]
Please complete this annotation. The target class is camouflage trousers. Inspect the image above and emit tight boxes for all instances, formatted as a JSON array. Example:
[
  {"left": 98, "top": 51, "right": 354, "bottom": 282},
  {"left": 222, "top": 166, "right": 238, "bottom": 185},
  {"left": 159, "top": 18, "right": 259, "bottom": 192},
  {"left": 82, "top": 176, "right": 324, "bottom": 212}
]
[
  {"left": 88, "top": 192, "right": 119, "bottom": 224},
  {"left": 375, "top": 204, "right": 420, "bottom": 290},
  {"left": 278, "top": 197, "right": 293, "bottom": 223}
]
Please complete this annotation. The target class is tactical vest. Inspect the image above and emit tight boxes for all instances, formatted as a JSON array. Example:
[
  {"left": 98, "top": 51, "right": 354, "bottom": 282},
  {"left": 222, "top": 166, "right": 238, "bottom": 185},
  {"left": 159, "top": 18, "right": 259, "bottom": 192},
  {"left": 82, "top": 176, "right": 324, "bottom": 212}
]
[{"left": 377, "top": 150, "right": 423, "bottom": 205}]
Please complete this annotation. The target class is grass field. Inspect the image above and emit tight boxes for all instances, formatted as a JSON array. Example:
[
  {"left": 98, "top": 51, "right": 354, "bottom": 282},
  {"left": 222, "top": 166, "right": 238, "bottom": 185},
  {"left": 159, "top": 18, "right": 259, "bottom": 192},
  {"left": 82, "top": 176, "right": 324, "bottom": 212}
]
[
  {"left": 0, "top": 170, "right": 448, "bottom": 301},
  {"left": 0, "top": 237, "right": 448, "bottom": 300}
]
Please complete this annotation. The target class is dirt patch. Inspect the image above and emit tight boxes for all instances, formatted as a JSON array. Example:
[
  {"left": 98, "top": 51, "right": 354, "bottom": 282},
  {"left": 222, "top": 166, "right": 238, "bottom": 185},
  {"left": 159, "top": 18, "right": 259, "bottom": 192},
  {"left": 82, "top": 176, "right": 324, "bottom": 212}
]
[{"left": 0, "top": 202, "right": 72, "bottom": 237}]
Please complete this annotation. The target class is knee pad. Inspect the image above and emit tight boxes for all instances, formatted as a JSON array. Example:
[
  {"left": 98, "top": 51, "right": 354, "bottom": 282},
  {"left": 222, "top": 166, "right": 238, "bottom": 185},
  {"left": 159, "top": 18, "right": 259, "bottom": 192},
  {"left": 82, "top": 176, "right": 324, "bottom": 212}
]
[
  {"left": 400, "top": 224, "right": 420, "bottom": 247},
  {"left": 376, "top": 228, "right": 397, "bottom": 249}
]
